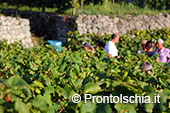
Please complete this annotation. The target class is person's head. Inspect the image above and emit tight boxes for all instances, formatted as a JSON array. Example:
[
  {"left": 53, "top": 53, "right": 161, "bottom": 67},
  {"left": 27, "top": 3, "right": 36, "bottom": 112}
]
[
  {"left": 140, "top": 62, "right": 153, "bottom": 72},
  {"left": 141, "top": 40, "right": 147, "bottom": 50},
  {"left": 145, "top": 41, "right": 153, "bottom": 52},
  {"left": 82, "top": 42, "right": 93, "bottom": 51},
  {"left": 111, "top": 33, "right": 119, "bottom": 44},
  {"left": 156, "top": 39, "right": 164, "bottom": 51},
  {"left": 96, "top": 40, "right": 105, "bottom": 49}
]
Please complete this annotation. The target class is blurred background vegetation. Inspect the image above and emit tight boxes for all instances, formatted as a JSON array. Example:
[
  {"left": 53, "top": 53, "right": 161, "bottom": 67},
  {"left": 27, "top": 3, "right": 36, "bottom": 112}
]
[{"left": 0, "top": 0, "right": 170, "bottom": 17}]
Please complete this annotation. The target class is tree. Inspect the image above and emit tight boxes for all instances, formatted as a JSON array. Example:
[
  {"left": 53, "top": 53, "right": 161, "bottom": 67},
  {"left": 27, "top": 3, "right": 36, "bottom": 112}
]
[
  {"left": 112, "top": 0, "right": 114, "bottom": 5},
  {"left": 106, "top": 0, "right": 108, "bottom": 4},
  {"left": 80, "top": 0, "right": 85, "bottom": 9},
  {"left": 73, "top": 0, "right": 76, "bottom": 15},
  {"left": 71, "top": 0, "right": 79, "bottom": 15}
]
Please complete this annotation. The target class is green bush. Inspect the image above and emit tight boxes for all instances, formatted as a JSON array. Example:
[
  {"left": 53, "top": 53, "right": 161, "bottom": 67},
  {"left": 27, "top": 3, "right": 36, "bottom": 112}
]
[
  {"left": 136, "top": 0, "right": 170, "bottom": 10},
  {"left": 1, "top": 0, "right": 170, "bottom": 16},
  {"left": 1, "top": 0, "right": 72, "bottom": 13},
  {"left": 1, "top": 0, "right": 105, "bottom": 13},
  {"left": 0, "top": 28, "right": 170, "bottom": 112}
]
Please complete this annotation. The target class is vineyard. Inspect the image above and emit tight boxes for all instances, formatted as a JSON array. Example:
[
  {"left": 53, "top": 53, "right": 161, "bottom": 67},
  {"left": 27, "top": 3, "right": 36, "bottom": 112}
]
[{"left": 0, "top": 28, "right": 170, "bottom": 113}]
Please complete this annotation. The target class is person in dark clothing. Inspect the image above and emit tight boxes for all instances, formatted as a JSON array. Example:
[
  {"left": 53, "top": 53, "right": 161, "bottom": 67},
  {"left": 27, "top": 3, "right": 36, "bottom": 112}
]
[
  {"left": 95, "top": 40, "right": 105, "bottom": 49},
  {"left": 145, "top": 41, "right": 159, "bottom": 62}
]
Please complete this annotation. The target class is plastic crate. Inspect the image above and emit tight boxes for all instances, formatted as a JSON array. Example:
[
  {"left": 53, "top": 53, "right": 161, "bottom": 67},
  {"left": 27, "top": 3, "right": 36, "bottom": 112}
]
[{"left": 47, "top": 40, "right": 62, "bottom": 52}]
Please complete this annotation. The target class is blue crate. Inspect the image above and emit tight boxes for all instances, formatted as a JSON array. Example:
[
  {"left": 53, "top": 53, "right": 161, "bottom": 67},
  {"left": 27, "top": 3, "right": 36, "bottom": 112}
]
[{"left": 47, "top": 40, "right": 62, "bottom": 52}]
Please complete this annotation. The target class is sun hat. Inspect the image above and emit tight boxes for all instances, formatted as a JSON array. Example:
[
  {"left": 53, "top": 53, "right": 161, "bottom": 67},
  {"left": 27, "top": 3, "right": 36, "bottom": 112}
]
[
  {"left": 81, "top": 42, "right": 93, "bottom": 49},
  {"left": 140, "top": 62, "right": 153, "bottom": 71}
]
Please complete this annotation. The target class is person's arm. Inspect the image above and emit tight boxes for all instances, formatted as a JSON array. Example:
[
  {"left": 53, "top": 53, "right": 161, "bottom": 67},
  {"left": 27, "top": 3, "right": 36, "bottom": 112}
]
[
  {"left": 117, "top": 55, "right": 120, "bottom": 59},
  {"left": 167, "top": 49, "right": 170, "bottom": 58},
  {"left": 154, "top": 52, "right": 159, "bottom": 62},
  {"left": 156, "top": 57, "right": 159, "bottom": 62},
  {"left": 108, "top": 54, "right": 113, "bottom": 58},
  {"left": 108, "top": 54, "right": 120, "bottom": 58},
  {"left": 166, "top": 49, "right": 170, "bottom": 62}
]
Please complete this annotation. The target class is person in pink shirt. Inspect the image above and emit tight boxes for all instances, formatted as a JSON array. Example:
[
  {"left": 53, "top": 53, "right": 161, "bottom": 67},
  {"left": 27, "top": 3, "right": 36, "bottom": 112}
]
[{"left": 154, "top": 39, "right": 170, "bottom": 63}]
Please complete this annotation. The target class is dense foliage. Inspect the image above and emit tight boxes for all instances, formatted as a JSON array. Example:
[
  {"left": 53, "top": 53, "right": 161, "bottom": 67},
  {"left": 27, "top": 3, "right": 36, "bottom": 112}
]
[
  {"left": 136, "top": 0, "right": 170, "bottom": 10},
  {"left": 1, "top": 0, "right": 170, "bottom": 13},
  {"left": 0, "top": 28, "right": 170, "bottom": 113}
]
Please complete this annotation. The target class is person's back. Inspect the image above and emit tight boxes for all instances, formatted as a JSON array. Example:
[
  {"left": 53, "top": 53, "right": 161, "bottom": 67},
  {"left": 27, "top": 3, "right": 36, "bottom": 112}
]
[
  {"left": 104, "top": 33, "right": 120, "bottom": 58},
  {"left": 104, "top": 41, "right": 118, "bottom": 57}
]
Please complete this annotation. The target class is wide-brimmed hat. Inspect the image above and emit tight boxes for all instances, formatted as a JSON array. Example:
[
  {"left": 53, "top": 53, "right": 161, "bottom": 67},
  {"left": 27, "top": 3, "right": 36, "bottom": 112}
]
[
  {"left": 140, "top": 62, "right": 153, "bottom": 71},
  {"left": 81, "top": 42, "right": 93, "bottom": 49}
]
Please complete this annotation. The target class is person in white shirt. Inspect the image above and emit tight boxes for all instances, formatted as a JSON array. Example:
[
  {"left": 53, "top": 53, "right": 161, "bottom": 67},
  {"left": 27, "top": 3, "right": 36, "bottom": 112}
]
[{"left": 104, "top": 33, "right": 120, "bottom": 58}]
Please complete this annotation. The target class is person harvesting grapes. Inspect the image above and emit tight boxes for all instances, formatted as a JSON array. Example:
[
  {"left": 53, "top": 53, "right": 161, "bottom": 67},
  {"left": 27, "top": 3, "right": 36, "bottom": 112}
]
[
  {"left": 137, "top": 40, "right": 147, "bottom": 54},
  {"left": 82, "top": 42, "right": 95, "bottom": 53},
  {"left": 145, "top": 41, "right": 159, "bottom": 62},
  {"left": 104, "top": 33, "right": 120, "bottom": 58},
  {"left": 154, "top": 39, "right": 170, "bottom": 63}
]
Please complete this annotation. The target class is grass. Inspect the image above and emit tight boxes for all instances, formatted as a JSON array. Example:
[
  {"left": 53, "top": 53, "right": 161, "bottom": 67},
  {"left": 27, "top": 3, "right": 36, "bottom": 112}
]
[
  {"left": 0, "top": 3, "right": 57, "bottom": 13},
  {"left": 30, "top": 34, "right": 44, "bottom": 47},
  {"left": 65, "top": 2, "right": 170, "bottom": 18},
  {"left": 0, "top": 2, "right": 170, "bottom": 18}
]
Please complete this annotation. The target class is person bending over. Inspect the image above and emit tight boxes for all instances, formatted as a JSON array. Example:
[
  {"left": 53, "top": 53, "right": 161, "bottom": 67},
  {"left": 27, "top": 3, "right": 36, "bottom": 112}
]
[
  {"left": 95, "top": 40, "right": 105, "bottom": 49},
  {"left": 140, "top": 62, "right": 153, "bottom": 75},
  {"left": 137, "top": 40, "right": 147, "bottom": 54},
  {"left": 145, "top": 41, "right": 159, "bottom": 62},
  {"left": 82, "top": 42, "right": 95, "bottom": 53}
]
